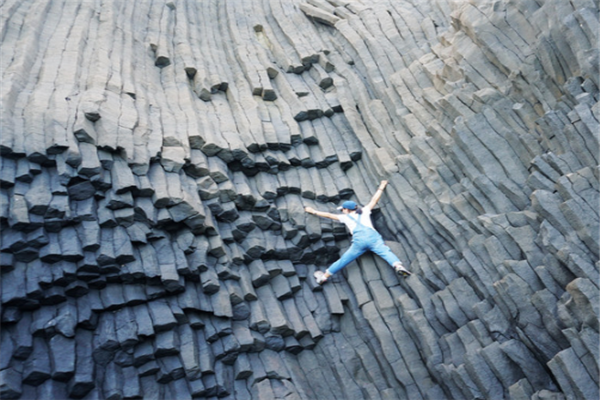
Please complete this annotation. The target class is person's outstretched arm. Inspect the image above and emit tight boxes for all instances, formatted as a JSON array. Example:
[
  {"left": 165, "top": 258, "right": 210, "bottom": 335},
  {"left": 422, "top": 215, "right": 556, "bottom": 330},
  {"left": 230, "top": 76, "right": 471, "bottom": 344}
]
[
  {"left": 304, "top": 207, "right": 340, "bottom": 221},
  {"left": 364, "top": 180, "right": 388, "bottom": 211}
]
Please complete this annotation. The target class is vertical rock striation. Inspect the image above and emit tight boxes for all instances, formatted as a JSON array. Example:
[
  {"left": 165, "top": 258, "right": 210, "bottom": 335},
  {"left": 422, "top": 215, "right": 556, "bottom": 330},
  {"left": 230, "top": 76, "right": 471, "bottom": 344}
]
[{"left": 0, "top": 0, "right": 597, "bottom": 399}]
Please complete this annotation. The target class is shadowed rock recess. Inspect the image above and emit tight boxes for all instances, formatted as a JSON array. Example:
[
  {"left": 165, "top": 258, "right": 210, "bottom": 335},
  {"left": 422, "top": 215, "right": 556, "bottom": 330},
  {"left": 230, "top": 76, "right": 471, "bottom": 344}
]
[{"left": 0, "top": 0, "right": 598, "bottom": 399}]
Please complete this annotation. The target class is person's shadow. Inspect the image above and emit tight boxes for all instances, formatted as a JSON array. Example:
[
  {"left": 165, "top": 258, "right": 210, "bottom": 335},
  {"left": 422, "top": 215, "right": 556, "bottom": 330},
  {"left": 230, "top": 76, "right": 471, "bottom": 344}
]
[{"left": 370, "top": 207, "right": 395, "bottom": 241}]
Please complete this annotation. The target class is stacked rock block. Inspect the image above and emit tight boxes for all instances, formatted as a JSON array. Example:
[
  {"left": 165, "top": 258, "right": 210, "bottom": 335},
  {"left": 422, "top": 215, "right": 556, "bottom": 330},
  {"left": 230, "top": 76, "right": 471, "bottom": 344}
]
[{"left": 0, "top": 0, "right": 598, "bottom": 399}]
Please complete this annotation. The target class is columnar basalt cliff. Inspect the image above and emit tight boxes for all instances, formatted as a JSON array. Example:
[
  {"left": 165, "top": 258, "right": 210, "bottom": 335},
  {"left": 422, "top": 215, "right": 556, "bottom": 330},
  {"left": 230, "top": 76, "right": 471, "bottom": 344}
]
[{"left": 0, "top": 0, "right": 598, "bottom": 399}]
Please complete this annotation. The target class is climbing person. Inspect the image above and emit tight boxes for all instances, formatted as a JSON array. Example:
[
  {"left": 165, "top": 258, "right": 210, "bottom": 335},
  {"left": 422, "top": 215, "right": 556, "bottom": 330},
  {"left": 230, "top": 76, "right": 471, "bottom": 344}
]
[{"left": 304, "top": 180, "right": 411, "bottom": 285}]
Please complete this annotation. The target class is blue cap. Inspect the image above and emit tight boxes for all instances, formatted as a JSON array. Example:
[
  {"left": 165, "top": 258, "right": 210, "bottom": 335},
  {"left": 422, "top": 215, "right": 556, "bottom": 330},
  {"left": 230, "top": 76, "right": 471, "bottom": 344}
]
[{"left": 338, "top": 200, "right": 357, "bottom": 210}]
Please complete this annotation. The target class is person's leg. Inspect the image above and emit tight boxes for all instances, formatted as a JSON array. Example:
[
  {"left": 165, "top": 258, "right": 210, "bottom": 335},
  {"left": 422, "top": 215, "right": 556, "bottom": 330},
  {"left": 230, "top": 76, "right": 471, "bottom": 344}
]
[
  {"left": 327, "top": 242, "right": 367, "bottom": 275},
  {"left": 368, "top": 234, "right": 401, "bottom": 266},
  {"left": 316, "top": 243, "right": 366, "bottom": 284},
  {"left": 368, "top": 233, "right": 411, "bottom": 276},
  {"left": 316, "top": 231, "right": 370, "bottom": 284}
]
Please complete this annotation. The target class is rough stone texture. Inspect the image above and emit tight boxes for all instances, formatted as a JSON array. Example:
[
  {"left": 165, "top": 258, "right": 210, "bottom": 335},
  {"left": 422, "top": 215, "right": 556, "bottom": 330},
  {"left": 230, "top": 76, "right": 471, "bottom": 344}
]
[{"left": 0, "top": 0, "right": 598, "bottom": 399}]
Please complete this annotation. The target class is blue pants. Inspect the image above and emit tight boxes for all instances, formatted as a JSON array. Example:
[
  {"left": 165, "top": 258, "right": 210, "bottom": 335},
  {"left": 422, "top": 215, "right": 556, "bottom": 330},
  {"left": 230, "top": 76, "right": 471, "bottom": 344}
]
[{"left": 327, "top": 224, "right": 401, "bottom": 275}]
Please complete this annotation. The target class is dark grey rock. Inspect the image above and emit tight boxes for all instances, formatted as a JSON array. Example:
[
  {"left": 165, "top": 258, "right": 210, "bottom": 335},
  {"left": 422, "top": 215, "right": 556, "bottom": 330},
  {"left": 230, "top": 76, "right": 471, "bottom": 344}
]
[
  {"left": 248, "top": 259, "right": 270, "bottom": 288},
  {"left": 102, "top": 361, "right": 124, "bottom": 399},
  {"left": 0, "top": 330, "right": 15, "bottom": 369},
  {"left": 232, "top": 301, "right": 251, "bottom": 321},
  {"left": 0, "top": 251, "right": 14, "bottom": 272},
  {"left": 167, "top": 377, "right": 192, "bottom": 400},
  {"left": 188, "top": 377, "right": 206, "bottom": 398},
  {"left": 200, "top": 267, "right": 220, "bottom": 295},
  {"left": 178, "top": 324, "right": 200, "bottom": 379},
  {"left": 0, "top": 367, "right": 22, "bottom": 399},
  {"left": 133, "top": 340, "right": 155, "bottom": 368},
  {"left": 119, "top": 366, "right": 140, "bottom": 398},
  {"left": 35, "top": 379, "right": 69, "bottom": 400},
  {"left": 270, "top": 274, "right": 292, "bottom": 300},
  {"left": 24, "top": 172, "right": 51, "bottom": 216},
  {"left": 562, "top": 327, "right": 599, "bottom": 385},
  {"left": 260, "top": 349, "right": 291, "bottom": 380},
  {"left": 22, "top": 337, "right": 51, "bottom": 386},
  {"left": 154, "top": 330, "right": 180, "bottom": 357},
  {"left": 1, "top": 229, "right": 26, "bottom": 254},
  {"left": 148, "top": 299, "right": 178, "bottom": 332},
  {"left": 232, "top": 321, "right": 254, "bottom": 353},
  {"left": 114, "top": 307, "right": 139, "bottom": 350},
  {"left": 255, "top": 284, "right": 291, "bottom": 335},
  {"left": 92, "top": 313, "right": 119, "bottom": 366},
  {"left": 0, "top": 157, "right": 16, "bottom": 188},
  {"left": 0, "top": 265, "right": 29, "bottom": 308},
  {"left": 248, "top": 300, "right": 270, "bottom": 334},
  {"left": 138, "top": 359, "right": 160, "bottom": 378},
  {"left": 234, "top": 352, "right": 253, "bottom": 379},
  {"left": 48, "top": 334, "right": 75, "bottom": 381},
  {"left": 196, "top": 330, "right": 215, "bottom": 376},
  {"left": 67, "top": 180, "right": 96, "bottom": 201},
  {"left": 548, "top": 347, "right": 599, "bottom": 400},
  {"left": 561, "top": 278, "right": 599, "bottom": 331},
  {"left": 157, "top": 355, "right": 185, "bottom": 383}
]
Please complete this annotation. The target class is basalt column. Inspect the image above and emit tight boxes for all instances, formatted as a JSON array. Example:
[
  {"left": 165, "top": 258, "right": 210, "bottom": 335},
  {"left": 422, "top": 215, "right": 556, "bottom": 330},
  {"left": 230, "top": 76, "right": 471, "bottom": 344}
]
[{"left": 0, "top": 1, "right": 598, "bottom": 399}]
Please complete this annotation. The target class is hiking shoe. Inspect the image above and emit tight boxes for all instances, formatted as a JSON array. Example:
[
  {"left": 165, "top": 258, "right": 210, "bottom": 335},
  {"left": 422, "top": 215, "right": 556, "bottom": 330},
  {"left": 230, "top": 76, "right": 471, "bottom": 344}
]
[
  {"left": 394, "top": 262, "right": 411, "bottom": 277},
  {"left": 314, "top": 271, "right": 329, "bottom": 285}
]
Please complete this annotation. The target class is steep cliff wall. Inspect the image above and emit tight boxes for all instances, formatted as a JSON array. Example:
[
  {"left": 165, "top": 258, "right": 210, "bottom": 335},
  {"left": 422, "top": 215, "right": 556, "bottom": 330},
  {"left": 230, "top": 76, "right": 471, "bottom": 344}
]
[{"left": 0, "top": 0, "right": 598, "bottom": 399}]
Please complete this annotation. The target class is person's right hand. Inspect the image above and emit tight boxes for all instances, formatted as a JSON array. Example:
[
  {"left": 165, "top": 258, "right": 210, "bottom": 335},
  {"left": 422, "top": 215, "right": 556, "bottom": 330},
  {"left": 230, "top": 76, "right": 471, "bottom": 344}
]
[{"left": 305, "top": 206, "right": 316, "bottom": 214}]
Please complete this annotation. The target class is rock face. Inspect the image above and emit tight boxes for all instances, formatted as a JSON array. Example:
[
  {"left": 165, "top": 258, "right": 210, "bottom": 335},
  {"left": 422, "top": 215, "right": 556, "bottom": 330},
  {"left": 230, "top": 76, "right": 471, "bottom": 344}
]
[{"left": 0, "top": 0, "right": 598, "bottom": 399}]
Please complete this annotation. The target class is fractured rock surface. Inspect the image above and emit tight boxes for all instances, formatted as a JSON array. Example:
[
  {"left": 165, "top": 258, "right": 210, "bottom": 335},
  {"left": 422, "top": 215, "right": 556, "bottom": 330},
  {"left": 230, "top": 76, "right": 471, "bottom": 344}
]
[{"left": 0, "top": 0, "right": 598, "bottom": 399}]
